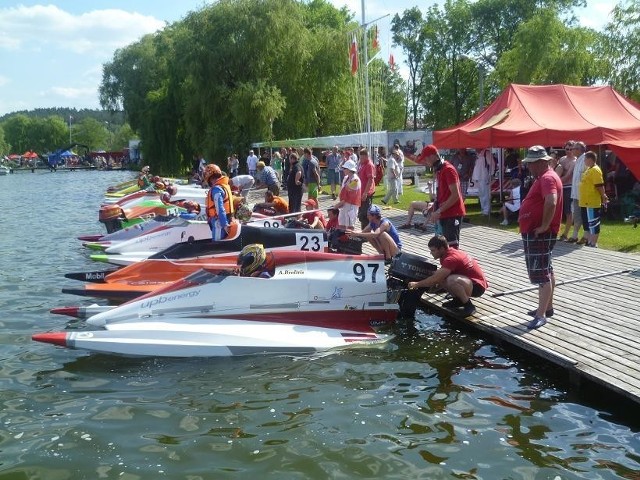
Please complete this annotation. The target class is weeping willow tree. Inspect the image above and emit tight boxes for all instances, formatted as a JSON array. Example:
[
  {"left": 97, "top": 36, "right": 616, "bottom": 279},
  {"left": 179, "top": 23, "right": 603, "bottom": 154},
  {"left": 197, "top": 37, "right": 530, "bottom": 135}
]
[{"left": 100, "top": 0, "right": 406, "bottom": 174}]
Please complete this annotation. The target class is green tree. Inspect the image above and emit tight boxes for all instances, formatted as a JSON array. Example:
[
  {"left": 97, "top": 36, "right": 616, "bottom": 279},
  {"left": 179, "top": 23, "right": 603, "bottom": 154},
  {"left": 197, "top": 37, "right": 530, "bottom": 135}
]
[
  {"left": 0, "top": 125, "right": 9, "bottom": 155},
  {"left": 495, "top": 10, "right": 606, "bottom": 88},
  {"left": 603, "top": 0, "right": 640, "bottom": 100},
  {"left": 73, "top": 117, "right": 109, "bottom": 150},
  {"left": 2, "top": 114, "right": 32, "bottom": 153},
  {"left": 391, "top": 7, "right": 428, "bottom": 130}
]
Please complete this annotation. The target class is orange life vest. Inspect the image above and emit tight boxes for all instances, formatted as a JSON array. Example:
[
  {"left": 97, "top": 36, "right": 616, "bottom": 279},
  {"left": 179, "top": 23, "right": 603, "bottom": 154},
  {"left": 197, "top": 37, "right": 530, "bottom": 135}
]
[{"left": 206, "top": 177, "right": 234, "bottom": 219}]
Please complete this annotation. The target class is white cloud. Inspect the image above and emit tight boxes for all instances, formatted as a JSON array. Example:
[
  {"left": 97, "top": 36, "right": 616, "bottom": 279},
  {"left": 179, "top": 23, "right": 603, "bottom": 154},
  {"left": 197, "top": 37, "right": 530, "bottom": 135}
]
[
  {"left": 0, "top": 4, "right": 166, "bottom": 55},
  {"left": 48, "top": 86, "right": 98, "bottom": 100}
]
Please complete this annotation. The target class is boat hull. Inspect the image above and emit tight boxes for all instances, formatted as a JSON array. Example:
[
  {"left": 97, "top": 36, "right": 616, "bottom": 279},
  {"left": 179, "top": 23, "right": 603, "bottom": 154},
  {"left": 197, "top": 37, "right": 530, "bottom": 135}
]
[{"left": 32, "top": 320, "right": 393, "bottom": 357}]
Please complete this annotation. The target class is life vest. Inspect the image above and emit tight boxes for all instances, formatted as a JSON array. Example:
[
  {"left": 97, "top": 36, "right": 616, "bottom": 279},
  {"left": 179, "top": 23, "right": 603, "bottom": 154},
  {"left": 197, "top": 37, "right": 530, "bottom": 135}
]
[{"left": 206, "top": 177, "right": 234, "bottom": 219}]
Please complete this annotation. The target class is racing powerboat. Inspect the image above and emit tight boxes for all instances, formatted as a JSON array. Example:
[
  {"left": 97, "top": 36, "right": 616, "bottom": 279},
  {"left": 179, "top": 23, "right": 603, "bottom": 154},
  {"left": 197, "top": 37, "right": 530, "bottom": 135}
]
[
  {"left": 84, "top": 223, "right": 328, "bottom": 267},
  {"left": 36, "top": 251, "right": 437, "bottom": 357},
  {"left": 62, "top": 224, "right": 329, "bottom": 300}
]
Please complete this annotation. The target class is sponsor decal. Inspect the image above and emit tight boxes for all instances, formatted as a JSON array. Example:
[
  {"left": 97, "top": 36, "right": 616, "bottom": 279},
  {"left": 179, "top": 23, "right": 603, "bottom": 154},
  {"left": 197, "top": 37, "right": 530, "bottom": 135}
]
[
  {"left": 85, "top": 272, "right": 106, "bottom": 280},
  {"left": 140, "top": 290, "right": 200, "bottom": 309}
]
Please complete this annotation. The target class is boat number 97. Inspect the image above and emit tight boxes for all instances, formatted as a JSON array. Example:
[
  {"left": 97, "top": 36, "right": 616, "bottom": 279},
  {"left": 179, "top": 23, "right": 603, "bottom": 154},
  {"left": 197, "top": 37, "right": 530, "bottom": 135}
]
[
  {"left": 353, "top": 263, "right": 379, "bottom": 283},
  {"left": 296, "top": 233, "right": 323, "bottom": 251}
]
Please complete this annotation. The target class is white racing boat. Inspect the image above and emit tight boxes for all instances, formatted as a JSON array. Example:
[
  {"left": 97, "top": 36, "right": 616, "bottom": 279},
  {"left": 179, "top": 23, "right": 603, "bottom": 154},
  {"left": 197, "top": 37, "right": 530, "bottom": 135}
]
[
  {"left": 87, "top": 223, "right": 328, "bottom": 267},
  {"left": 35, "top": 251, "right": 437, "bottom": 357},
  {"left": 32, "top": 320, "right": 393, "bottom": 357}
]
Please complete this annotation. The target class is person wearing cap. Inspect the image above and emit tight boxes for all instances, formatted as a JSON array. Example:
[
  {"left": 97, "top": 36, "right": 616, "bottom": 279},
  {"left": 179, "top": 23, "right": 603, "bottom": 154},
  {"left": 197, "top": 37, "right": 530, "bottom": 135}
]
[
  {"left": 579, "top": 150, "right": 608, "bottom": 247},
  {"left": 357, "top": 148, "right": 377, "bottom": 229},
  {"left": 348, "top": 204, "right": 402, "bottom": 260},
  {"left": 325, "top": 207, "right": 339, "bottom": 231},
  {"left": 518, "top": 145, "right": 563, "bottom": 330},
  {"left": 415, "top": 144, "right": 466, "bottom": 248},
  {"left": 246, "top": 149, "right": 259, "bottom": 178},
  {"left": 255, "top": 161, "right": 280, "bottom": 196},
  {"left": 568, "top": 141, "right": 588, "bottom": 244},
  {"left": 407, "top": 235, "right": 487, "bottom": 317},
  {"left": 557, "top": 141, "right": 578, "bottom": 241},
  {"left": 301, "top": 198, "right": 327, "bottom": 229},
  {"left": 204, "top": 164, "right": 235, "bottom": 241},
  {"left": 334, "top": 159, "right": 361, "bottom": 230},
  {"left": 286, "top": 152, "right": 304, "bottom": 213}
]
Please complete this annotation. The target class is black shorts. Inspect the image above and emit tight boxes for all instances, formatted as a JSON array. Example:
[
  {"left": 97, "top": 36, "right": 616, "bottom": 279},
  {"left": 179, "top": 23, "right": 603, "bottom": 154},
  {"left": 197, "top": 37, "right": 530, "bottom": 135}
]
[
  {"left": 562, "top": 186, "right": 572, "bottom": 217},
  {"left": 440, "top": 216, "right": 462, "bottom": 248}
]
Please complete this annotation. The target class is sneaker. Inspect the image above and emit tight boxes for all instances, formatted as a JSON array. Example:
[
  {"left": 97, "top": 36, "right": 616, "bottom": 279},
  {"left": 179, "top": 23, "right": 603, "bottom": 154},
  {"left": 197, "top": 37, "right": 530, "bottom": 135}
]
[
  {"left": 398, "top": 223, "right": 412, "bottom": 230},
  {"left": 442, "top": 298, "right": 463, "bottom": 309},
  {"left": 558, "top": 234, "right": 568, "bottom": 241},
  {"left": 526, "top": 316, "right": 547, "bottom": 330},
  {"left": 331, "top": 194, "right": 336, "bottom": 200},
  {"left": 499, "top": 220, "right": 509, "bottom": 226},
  {"left": 566, "top": 237, "right": 577, "bottom": 243},
  {"left": 414, "top": 223, "right": 428, "bottom": 232},
  {"left": 527, "top": 308, "right": 554, "bottom": 317},
  {"left": 576, "top": 237, "right": 588, "bottom": 245},
  {"left": 460, "top": 301, "right": 476, "bottom": 317}
]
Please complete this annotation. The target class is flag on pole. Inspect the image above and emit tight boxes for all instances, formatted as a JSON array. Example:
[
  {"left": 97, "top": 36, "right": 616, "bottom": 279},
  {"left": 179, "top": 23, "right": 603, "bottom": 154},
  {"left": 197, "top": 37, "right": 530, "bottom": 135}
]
[
  {"left": 349, "top": 34, "right": 358, "bottom": 76},
  {"left": 372, "top": 25, "right": 379, "bottom": 50},
  {"left": 389, "top": 53, "right": 395, "bottom": 71}
]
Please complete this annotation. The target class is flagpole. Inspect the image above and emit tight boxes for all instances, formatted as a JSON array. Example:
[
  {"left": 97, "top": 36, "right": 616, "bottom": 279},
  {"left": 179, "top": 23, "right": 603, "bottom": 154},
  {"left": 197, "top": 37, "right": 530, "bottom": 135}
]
[{"left": 361, "top": 0, "right": 371, "bottom": 153}]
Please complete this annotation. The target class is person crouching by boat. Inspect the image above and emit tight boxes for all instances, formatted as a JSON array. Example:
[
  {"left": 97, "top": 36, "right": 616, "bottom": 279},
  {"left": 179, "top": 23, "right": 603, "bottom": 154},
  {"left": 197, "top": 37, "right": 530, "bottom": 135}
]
[
  {"left": 254, "top": 191, "right": 289, "bottom": 216},
  {"left": 301, "top": 198, "right": 326, "bottom": 230},
  {"left": 347, "top": 204, "right": 402, "bottom": 260},
  {"left": 204, "top": 164, "right": 235, "bottom": 241},
  {"left": 237, "top": 244, "right": 274, "bottom": 278},
  {"left": 256, "top": 161, "right": 280, "bottom": 196},
  {"left": 230, "top": 174, "right": 255, "bottom": 199},
  {"left": 333, "top": 159, "right": 361, "bottom": 230},
  {"left": 407, "top": 235, "right": 487, "bottom": 317}
]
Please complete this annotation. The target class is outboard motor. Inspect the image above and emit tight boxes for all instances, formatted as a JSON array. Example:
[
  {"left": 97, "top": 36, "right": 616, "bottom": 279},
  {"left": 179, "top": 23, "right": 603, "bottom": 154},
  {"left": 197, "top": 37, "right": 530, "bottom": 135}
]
[
  {"left": 327, "top": 228, "right": 364, "bottom": 255},
  {"left": 387, "top": 251, "right": 437, "bottom": 318}
]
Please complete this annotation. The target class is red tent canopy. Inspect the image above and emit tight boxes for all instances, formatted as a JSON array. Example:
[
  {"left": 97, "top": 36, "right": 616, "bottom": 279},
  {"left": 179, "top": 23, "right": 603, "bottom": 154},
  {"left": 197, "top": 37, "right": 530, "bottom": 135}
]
[
  {"left": 433, "top": 84, "right": 640, "bottom": 179},
  {"left": 22, "top": 151, "right": 39, "bottom": 159}
]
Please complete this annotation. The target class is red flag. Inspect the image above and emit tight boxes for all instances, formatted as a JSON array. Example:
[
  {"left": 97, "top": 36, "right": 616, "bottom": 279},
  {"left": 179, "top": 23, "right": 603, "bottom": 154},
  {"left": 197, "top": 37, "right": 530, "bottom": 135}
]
[
  {"left": 389, "top": 53, "right": 395, "bottom": 71},
  {"left": 372, "top": 25, "right": 379, "bottom": 50},
  {"left": 349, "top": 34, "right": 358, "bottom": 76}
]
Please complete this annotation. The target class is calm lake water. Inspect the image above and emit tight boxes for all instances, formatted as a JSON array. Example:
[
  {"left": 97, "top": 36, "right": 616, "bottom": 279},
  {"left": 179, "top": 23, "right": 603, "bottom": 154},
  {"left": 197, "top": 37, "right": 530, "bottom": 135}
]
[{"left": 0, "top": 170, "right": 639, "bottom": 479}]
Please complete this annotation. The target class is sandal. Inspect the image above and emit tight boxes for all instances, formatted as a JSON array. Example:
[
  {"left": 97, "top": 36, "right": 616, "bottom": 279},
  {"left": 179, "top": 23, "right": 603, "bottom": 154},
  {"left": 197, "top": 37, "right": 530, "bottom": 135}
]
[
  {"left": 398, "top": 224, "right": 412, "bottom": 230},
  {"left": 414, "top": 223, "right": 428, "bottom": 232},
  {"left": 558, "top": 234, "right": 568, "bottom": 241},
  {"left": 566, "top": 237, "right": 577, "bottom": 243},
  {"left": 576, "top": 237, "right": 588, "bottom": 245}
]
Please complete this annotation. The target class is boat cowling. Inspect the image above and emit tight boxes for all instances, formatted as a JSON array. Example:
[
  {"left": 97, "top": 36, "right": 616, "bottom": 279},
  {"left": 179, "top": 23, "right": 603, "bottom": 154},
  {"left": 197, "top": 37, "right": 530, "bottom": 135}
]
[
  {"left": 327, "top": 228, "right": 365, "bottom": 255},
  {"left": 387, "top": 251, "right": 437, "bottom": 318}
]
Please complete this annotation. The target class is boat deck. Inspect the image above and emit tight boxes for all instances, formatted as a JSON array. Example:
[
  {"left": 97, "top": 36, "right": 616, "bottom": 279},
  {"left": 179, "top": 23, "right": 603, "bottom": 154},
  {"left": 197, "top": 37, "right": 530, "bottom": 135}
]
[{"left": 306, "top": 191, "right": 640, "bottom": 405}]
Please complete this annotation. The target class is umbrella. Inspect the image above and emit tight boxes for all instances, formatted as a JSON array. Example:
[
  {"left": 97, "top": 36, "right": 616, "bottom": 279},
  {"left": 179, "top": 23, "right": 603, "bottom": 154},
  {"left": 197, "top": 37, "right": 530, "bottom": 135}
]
[{"left": 22, "top": 151, "right": 39, "bottom": 159}]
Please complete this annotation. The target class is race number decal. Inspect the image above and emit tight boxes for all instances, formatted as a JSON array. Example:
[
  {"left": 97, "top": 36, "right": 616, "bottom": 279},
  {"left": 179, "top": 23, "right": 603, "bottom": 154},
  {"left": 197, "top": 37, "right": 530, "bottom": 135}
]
[
  {"left": 295, "top": 232, "right": 325, "bottom": 252},
  {"left": 261, "top": 219, "right": 281, "bottom": 228},
  {"left": 353, "top": 262, "right": 380, "bottom": 283}
]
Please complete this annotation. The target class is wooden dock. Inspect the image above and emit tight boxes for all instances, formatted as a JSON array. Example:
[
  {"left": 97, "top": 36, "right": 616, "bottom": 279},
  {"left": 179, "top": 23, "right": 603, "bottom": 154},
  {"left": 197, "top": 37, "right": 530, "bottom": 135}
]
[{"left": 308, "top": 192, "right": 640, "bottom": 405}]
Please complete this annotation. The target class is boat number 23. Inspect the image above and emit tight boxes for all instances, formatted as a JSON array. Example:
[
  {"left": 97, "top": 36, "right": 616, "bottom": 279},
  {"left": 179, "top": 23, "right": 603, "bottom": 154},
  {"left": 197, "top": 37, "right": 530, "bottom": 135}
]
[
  {"left": 353, "top": 263, "right": 379, "bottom": 283},
  {"left": 296, "top": 233, "right": 323, "bottom": 252}
]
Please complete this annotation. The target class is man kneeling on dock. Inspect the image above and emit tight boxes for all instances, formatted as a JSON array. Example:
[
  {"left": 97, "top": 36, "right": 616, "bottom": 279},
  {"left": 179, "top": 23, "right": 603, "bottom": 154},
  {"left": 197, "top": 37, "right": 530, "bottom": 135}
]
[{"left": 407, "top": 235, "right": 487, "bottom": 317}]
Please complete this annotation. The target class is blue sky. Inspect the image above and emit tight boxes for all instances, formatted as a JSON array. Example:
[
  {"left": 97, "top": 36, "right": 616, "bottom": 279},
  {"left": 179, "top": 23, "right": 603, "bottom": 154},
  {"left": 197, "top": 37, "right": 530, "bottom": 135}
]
[{"left": 0, "top": 0, "right": 614, "bottom": 117}]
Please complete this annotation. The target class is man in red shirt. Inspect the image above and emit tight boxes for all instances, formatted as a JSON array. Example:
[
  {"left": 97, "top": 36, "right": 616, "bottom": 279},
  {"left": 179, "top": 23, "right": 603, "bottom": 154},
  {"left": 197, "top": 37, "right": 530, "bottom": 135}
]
[
  {"left": 407, "top": 235, "right": 487, "bottom": 317},
  {"left": 416, "top": 145, "right": 466, "bottom": 248},
  {"left": 518, "top": 145, "right": 563, "bottom": 330},
  {"left": 357, "top": 148, "right": 377, "bottom": 229}
]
